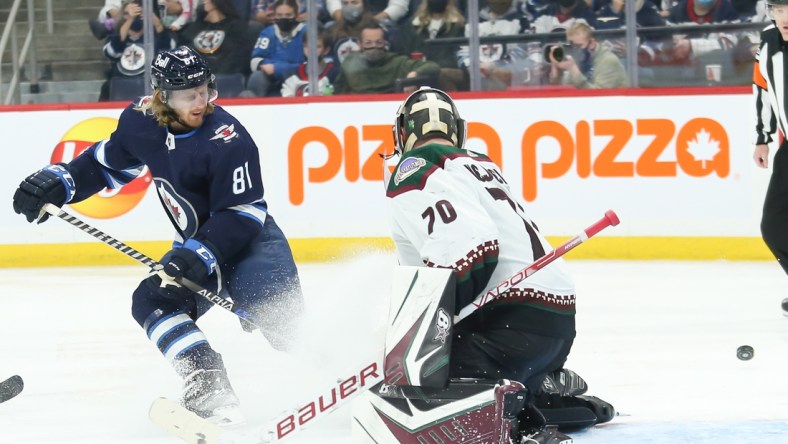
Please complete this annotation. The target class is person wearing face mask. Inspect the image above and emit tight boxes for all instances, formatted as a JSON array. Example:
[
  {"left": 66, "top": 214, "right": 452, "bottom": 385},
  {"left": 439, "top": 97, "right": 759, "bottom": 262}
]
[
  {"left": 547, "top": 21, "right": 629, "bottom": 89},
  {"left": 99, "top": 0, "right": 174, "bottom": 101},
  {"left": 666, "top": 0, "right": 741, "bottom": 65},
  {"left": 251, "top": 0, "right": 329, "bottom": 27},
  {"left": 402, "top": 0, "right": 467, "bottom": 91},
  {"left": 245, "top": 0, "right": 306, "bottom": 96},
  {"left": 333, "top": 22, "right": 440, "bottom": 94},
  {"left": 328, "top": 0, "right": 403, "bottom": 64},
  {"left": 327, "top": 0, "right": 410, "bottom": 25}
]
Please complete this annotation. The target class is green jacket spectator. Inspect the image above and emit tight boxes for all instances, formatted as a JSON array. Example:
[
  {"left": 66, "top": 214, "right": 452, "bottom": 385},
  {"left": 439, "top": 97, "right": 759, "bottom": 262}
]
[
  {"left": 334, "top": 23, "right": 440, "bottom": 94},
  {"left": 548, "top": 21, "right": 629, "bottom": 89}
]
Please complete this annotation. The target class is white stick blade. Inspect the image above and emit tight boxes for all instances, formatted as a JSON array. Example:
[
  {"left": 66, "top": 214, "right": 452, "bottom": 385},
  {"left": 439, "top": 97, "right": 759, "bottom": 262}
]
[{"left": 149, "top": 397, "right": 224, "bottom": 444}]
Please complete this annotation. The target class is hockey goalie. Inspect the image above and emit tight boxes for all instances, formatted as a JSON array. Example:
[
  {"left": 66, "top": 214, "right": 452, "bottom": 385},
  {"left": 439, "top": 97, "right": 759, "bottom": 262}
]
[{"left": 351, "top": 87, "right": 615, "bottom": 443}]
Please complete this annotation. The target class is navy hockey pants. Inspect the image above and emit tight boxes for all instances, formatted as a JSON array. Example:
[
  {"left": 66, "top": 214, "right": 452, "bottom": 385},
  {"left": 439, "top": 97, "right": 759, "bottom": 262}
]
[{"left": 131, "top": 216, "right": 304, "bottom": 352}]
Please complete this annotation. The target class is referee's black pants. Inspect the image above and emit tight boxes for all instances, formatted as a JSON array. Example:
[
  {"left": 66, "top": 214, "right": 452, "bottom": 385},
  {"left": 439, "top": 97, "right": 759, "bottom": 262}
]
[{"left": 761, "top": 141, "right": 788, "bottom": 275}]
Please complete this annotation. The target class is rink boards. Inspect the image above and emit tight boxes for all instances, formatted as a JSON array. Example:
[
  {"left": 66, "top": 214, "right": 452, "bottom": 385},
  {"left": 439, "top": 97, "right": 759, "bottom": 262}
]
[{"left": 0, "top": 87, "right": 770, "bottom": 265}]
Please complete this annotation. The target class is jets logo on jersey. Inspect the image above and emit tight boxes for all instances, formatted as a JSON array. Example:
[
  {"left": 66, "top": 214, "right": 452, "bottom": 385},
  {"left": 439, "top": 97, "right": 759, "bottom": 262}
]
[
  {"left": 155, "top": 179, "right": 199, "bottom": 236},
  {"left": 394, "top": 157, "right": 426, "bottom": 185},
  {"left": 210, "top": 124, "right": 238, "bottom": 143},
  {"left": 119, "top": 43, "right": 146, "bottom": 76},
  {"left": 433, "top": 308, "right": 451, "bottom": 344},
  {"left": 193, "top": 30, "right": 226, "bottom": 54}
]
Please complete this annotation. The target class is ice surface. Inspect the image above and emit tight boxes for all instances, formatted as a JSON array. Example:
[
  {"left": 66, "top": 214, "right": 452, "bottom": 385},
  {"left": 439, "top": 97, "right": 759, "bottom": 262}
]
[{"left": 1, "top": 254, "right": 787, "bottom": 443}]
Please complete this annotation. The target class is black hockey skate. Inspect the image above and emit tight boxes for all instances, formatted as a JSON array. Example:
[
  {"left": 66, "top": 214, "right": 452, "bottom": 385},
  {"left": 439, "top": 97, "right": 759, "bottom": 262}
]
[
  {"left": 180, "top": 369, "right": 245, "bottom": 426},
  {"left": 518, "top": 425, "right": 574, "bottom": 444}
]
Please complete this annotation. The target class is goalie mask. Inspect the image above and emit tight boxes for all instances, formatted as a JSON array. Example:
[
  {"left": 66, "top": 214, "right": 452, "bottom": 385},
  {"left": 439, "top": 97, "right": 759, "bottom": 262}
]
[
  {"left": 393, "top": 86, "right": 467, "bottom": 155},
  {"left": 151, "top": 46, "right": 217, "bottom": 104}
]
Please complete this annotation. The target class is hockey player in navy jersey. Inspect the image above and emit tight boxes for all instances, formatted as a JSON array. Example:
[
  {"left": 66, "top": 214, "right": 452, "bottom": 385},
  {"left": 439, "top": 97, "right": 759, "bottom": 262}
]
[
  {"left": 12, "top": 46, "right": 304, "bottom": 425},
  {"left": 356, "top": 87, "right": 614, "bottom": 443}
]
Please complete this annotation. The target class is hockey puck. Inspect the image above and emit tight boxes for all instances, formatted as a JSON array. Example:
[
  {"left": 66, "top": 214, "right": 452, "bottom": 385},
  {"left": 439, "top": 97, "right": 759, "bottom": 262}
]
[
  {"left": 736, "top": 345, "right": 754, "bottom": 361},
  {"left": 782, "top": 298, "right": 788, "bottom": 316}
]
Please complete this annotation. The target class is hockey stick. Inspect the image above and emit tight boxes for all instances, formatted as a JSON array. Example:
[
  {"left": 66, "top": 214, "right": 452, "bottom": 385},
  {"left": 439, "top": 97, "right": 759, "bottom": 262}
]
[
  {"left": 42, "top": 204, "right": 261, "bottom": 330},
  {"left": 0, "top": 375, "right": 24, "bottom": 404},
  {"left": 258, "top": 212, "right": 621, "bottom": 441},
  {"left": 157, "top": 211, "right": 619, "bottom": 443},
  {"left": 456, "top": 209, "right": 620, "bottom": 322}
]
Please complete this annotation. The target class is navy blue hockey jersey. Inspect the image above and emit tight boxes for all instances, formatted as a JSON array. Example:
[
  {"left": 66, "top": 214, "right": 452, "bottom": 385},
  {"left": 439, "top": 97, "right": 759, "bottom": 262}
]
[{"left": 67, "top": 100, "right": 268, "bottom": 264}]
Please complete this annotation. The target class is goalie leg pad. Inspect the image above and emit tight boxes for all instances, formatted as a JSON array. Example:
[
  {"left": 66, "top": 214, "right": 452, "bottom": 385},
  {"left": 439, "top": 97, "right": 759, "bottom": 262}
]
[
  {"left": 535, "top": 393, "right": 616, "bottom": 430},
  {"left": 541, "top": 368, "right": 588, "bottom": 397},
  {"left": 351, "top": 379, "right": 525, "bottom": 444},
  {"left": 576, "top": 395, "right": 616, "bottom": 424}
]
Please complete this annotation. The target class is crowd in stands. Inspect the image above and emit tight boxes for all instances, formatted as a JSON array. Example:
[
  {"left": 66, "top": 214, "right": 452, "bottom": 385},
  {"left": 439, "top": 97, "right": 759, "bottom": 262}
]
[{"left": 87, "top": 0, "right": 769, "bottom": 100}]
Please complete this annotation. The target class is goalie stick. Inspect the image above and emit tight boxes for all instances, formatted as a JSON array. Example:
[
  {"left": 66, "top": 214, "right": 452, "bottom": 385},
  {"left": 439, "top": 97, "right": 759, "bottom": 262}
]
[
  {"left": 42, "top": 203, "right": 264, "bottom": 332},
  {"left": 151, "top": 211, "right": 620, "bottom": 443},
  {"left": 149, "top": 351, "right": 384, "bottom": 444},
  {"left": 456, "top": 209, "right": 620, "bottom": 321},
  {"left": 0, "top": 375, "right": 24, "bottom": 404}
]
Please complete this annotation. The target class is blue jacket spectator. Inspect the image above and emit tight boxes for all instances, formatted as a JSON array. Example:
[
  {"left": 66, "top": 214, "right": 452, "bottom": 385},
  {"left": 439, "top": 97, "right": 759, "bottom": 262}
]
[{"left": 245, "top": 0, "right": 306, "bottom": 96}]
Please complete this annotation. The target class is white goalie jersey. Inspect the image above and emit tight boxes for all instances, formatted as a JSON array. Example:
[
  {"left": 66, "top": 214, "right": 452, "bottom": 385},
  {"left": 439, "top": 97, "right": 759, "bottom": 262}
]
[{"left": 386, "top": 143, "right": 576, "bottom": 327}]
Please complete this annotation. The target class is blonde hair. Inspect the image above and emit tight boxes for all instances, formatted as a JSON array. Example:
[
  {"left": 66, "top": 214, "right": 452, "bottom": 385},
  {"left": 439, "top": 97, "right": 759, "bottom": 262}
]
[
  {"left": 134, "top": 89, "right": 214, "bottom": 127},
  {"left": 413, "top": 0, "right": 465, "bottom": 33},
  {"left": 566, "top": 21, "right": 593, "bottom": 40}
]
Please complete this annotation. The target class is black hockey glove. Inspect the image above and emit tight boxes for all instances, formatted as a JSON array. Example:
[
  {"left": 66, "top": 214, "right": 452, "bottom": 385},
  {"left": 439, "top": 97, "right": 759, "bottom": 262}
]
[
  {"left": 146, "top": 239, "right": 218, "bottom": 301},
  {"left": 12, "top": 164, "right": 76, "bottom": 223}
]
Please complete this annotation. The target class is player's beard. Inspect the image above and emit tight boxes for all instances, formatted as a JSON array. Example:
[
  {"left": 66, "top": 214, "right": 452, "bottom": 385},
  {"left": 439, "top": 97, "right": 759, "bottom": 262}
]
[{"left": 174, "top": 106, "right": 207, "bottom": 130}]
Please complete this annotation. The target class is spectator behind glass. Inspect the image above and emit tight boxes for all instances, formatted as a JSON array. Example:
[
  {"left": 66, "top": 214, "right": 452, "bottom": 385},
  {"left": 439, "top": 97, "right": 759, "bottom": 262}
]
[
  {"left": 666, "top": 0, "right": 741, "bottom": 67},
  {"left": 402, "top": 0, "right": 467, "bottom": 91},
  {"left": 595, "top": 0, "right": 667, "bottom": 65},
  {"left": 333, "top": 22, "right": 440, "bottom": 94},
  {"left": 99, "top": 0, "right": 174, "bottom": 101},
  {"left": 159, "top": 0, "right": 193, "bottom": 31},
  {"left": 327, "top": 0, "right": 410, "bottom": 25},
  {"left": 178, "top": 0, "right": 249, "bottom": 75},
  {"left": 329, "top": 0, "right": 396, "bottom": 64},
  {"left": 281, "top": 27, "right": 340, "bottom": 96},
  {"left": 547, "top": 21, "right": 629, "bottom": 88},
  {"left": 595, "top": 0, "right": 667, "bottom": 29},
  {"left": 251, "top": 0, "right": 329, "bottom": 27},
  {"left": 245, "top": 0, "right": 306, "bottom": 96},
  {"left": 731, "top": 0, "right": 758, "bottom": 18},
  {"left": 530, "top": 0, "right": 597, "bottom": 33},
  {"left": 89, "top": 0, "right": 123, "bottom": 40},
  {"left": 457, "top": 0, "right": 532, "bottom": 91}
]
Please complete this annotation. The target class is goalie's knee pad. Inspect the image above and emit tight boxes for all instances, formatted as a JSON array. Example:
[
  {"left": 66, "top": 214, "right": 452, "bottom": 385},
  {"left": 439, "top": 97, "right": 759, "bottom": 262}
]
[
  {"left": 351, "top": 379, "right": 526, "bottom": 444},
  {"left": 540, "top": 368, "right": 588, "bottom": 397}
]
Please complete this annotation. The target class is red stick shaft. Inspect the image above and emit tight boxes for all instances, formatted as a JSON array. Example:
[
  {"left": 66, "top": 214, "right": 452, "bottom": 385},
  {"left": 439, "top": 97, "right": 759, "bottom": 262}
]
[{"left": 456, "top": 210, "right": 620, "bottom": 321}]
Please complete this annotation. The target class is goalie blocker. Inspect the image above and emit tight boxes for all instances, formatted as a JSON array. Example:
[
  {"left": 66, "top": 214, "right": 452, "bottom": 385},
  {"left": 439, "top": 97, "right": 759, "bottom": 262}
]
[{"left": 351, "top": 267, "right": 607, "bottom": 443}]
